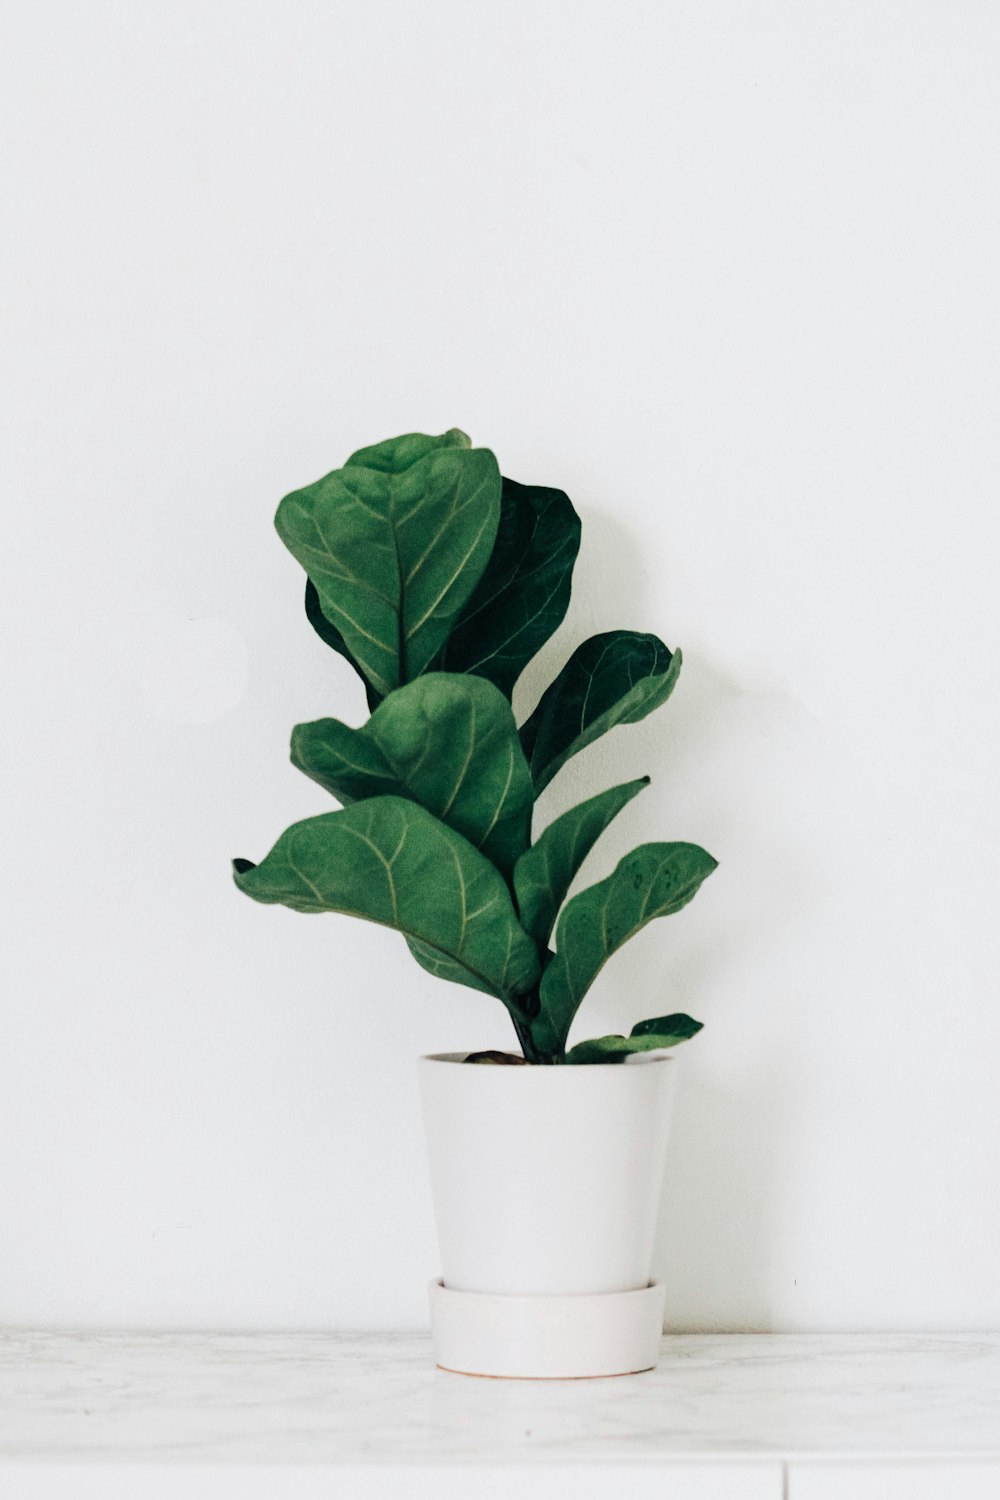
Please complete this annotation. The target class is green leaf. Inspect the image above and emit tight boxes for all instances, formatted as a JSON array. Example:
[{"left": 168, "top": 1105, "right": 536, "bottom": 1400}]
[
  {"left": 513, "top": 776, "right": 650, "bottom": 949},
  {"left": 631, "top": 1012, "right": 704, "bottom": 1040},
  {"left": 304, "top": 580, "right": 383, "bottom": 712},
  {"left": 232, "top": 796, "right": 540, "bottom": 1006},
  {"left": 529, "top": 842, "right": 718, "bottom": 1058},
  {"left": 404, "top": 936, "right": 497, "bottom": 997},
  {"left": 520, "top": 632, "right": 682, "bottom": 795},
  {"left": 345, "top": 428, "right": 471, "bottom": 473},
  {"left": 565, "top": 1014, "right": 703, "bottom": 1065},
  {"left": 275, "top": 434, "right": 502, "bottom": 697},
  {"left": 290, "top": 674, "right": 534, "bottom": 877},
  {"left": 434, "top": 477, "right": 581, "bottom": 696}
]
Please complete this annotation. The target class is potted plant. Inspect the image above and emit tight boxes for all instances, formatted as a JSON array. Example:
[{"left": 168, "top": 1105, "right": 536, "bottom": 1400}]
[{"left": 234, "top": 429, "right": 717, "bottom": 1378}]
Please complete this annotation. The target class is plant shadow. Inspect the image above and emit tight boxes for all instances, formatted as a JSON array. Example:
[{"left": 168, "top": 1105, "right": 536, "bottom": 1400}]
[{"left": 653, "top": 1050, "right": 801, "bottom": 1332}]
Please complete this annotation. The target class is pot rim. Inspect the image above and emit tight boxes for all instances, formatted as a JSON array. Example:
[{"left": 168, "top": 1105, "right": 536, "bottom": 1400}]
[{"left": 419, "top": 1050, "right": 677, "bottom": 1070}]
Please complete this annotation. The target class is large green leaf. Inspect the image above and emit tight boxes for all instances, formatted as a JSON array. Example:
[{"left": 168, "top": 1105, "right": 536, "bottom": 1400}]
[
  {"left": 565, "top": 1014, "right": 703, "bottom": 1065},
  {"left": 344, "top": 427, "right": 471, "bottom": 473},
  {"left": 529, "top": 841, "right": 717, "bottom": 1058},
  {"left": 433, "top": 477, "right": 581, "bottom": 696},
  {"left": 404, "top": 936, "right": 497, "bottom": 997},
  {"left": 513, "top": 776, "right": 650, "bottom": 949},
  {"left": 304, "top": 579, "right": 382, "bottom": 712},
  {"left": 520, "top": 632, "right": 682, "bottom": 795},
  {"left": 232, "top": 797, "right": 540, "bottom": 1006},
  {"left": 275, "top": 433, "right": 501, "bottom": 698},
  {"left": 290, "top": 674, "right": 534, "bottom": 877}
]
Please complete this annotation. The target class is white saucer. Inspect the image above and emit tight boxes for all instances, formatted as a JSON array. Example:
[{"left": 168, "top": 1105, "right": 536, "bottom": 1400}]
[{"left": 428, "top": 1278, "right": 666, "bottom": 1379}]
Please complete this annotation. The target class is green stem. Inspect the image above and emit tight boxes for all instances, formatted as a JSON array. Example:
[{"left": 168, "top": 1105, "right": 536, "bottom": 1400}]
[{"left": 510, "top": 995, "right": 561, "bottom": 1065}]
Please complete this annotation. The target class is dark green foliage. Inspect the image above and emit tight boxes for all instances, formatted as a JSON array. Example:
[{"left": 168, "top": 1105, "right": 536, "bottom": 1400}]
[
  {"left": 275, "top": 437, "right": 501, "bottom": 696},
  {"left": 513, "top": 777, "right": 650, "bottom": 950},
  {"left": 520, "top": 631, "right": 682, "bottom": 794},
  {"left": 232, "top": 797, "right": 540, "bottom": 1012},
  {"left": 434, "top": 477, "right": 581, "bottom": 697},
  {"left": 528, "top": 843, "right": 718, "bottom": 1060},
  {"left": 235, "top": 429, "right": 717, "bottom": 1064},
  {"left": 290, "top": 674, "right": 533, "bottom": 878},
  {"left": 304, "top": 580, "right": 382, "bottom": 712},
  {"left": 565, "top": 1015, "right": 704, "bottom": 1065}
]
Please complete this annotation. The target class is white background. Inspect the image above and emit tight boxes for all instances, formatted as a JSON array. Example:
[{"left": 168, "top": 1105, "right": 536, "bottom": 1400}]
[{"left": 2, "top": 0, "right": 998, "bottom": 1332}]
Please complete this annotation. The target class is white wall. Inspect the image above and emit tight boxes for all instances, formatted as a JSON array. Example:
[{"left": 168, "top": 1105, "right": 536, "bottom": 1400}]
[{"left": 2, "top": 0, "right": 998, "bottom": 1332}]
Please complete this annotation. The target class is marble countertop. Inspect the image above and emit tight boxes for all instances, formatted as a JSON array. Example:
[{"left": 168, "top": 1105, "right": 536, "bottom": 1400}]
[{"left": 1, "top": 1331, "right": 999, "bottom": 1468}]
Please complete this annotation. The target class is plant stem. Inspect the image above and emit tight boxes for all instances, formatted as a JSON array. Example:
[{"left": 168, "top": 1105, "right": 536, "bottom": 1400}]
[{"left": 511, "top": 1007, "right": 560, "bottom": 1066}]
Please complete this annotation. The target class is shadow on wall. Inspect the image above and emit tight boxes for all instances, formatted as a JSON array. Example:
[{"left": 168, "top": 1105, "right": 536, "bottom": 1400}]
[
  {"left": 641, "top": 649, "right": 820, "bottom": 1331},
  {"left": 654, "top": 1049, "right": 801, "bottom": 1333},
  {"left": 644, "top": 651, "right": 816, "bottom": 1331}
]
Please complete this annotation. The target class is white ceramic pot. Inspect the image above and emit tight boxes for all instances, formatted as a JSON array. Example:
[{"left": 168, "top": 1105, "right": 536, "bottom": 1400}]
[{"left": 418, "top": 1051, "right": 678, "bottom": 1378}]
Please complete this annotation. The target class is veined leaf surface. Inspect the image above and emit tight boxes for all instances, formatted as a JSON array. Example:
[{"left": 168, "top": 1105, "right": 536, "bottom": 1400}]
[
  {"left": 404, "top": 936, "right": 497, "bottom": 997},
  {"left": 345, "top": 428, "right": 470, "bottom": 473},
  {"left": 529, "top": 841, "right": 717, "bottom": 1057},
  {"left": 513, "top": 776, "right": 650, "bottom": 949},
  {"left": 520, "top": 632, "right": 682, "bottom": 794},
  {"left": 290, "top": 675, "right": 533, "bottom": 877},
  {"left": 435, "top": 477, "right": 581, "bottom": 696},
  {"left": 301, "top": 424, "right": 468, "bottom": 706},
  {"left": 233, "top": 797, "right": 540, "bottom": 1004},
  {"left": 276, "top": 434, "right": 501, "bottom": 697}
]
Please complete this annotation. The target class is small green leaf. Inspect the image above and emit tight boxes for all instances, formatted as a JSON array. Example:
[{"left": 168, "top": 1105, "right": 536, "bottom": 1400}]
[
  {"left": 513, "top": 777, "right": 650, "bottom": 949},
  {"left": 520, "top": 632, "right": 682, "bottom": 794},
  {"left": 233, "top": 797, "right": 540, "bottom": 1006},
  {"left": 291, "top": 674, "right": 534, "bottom": 877},
  {"left": 304, "top": 580, "right": 383, "bottom": 712},
  {"left": 630, "top": 1012, "right": 703, "bottom": 1041},
  {"left": 435, "top": 477, "right": 581, "bottom": 697},
  {"left": 276, "top": 434, "right": 501, "bottom": 697},
  {"left": 565, "top": 1014, "right": 703, "bottom": 1065},
  {"left": 529, "top": 841, "right": 717, "bottom": 1058}
]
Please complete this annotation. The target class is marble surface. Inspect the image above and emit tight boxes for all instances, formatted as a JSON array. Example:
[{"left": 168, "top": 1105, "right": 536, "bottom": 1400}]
[{"left": 1, "top": 1332, "right": 999, "bottom": 1466}]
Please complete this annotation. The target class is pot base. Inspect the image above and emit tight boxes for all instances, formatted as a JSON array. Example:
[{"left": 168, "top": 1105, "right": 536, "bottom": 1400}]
[{"left": 428, "top": 1278, "right": 666, "bottom": 1379}]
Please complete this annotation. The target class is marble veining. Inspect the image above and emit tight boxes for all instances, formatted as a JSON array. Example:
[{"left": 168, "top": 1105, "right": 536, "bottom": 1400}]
[{"left": 0, "top": 1332, "right": 998, "bottom": 1465}]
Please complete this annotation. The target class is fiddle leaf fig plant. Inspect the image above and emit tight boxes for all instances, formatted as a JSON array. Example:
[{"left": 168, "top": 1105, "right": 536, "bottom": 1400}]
[{"left": 234, "top": 429, "right": 717, "bottom": 1065}]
